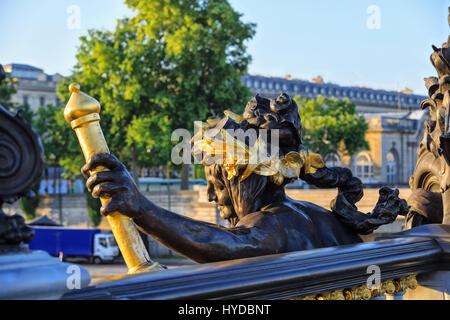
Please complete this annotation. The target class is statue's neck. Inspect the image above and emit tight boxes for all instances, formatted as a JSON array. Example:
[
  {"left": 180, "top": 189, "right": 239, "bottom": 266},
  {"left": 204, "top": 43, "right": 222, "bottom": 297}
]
[{"left": 253, "top": 186, "right": 287, "bottom": 212}]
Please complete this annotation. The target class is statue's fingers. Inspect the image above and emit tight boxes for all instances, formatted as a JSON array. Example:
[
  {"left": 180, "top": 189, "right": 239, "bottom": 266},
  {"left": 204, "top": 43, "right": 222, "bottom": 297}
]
[
  {"left": 92, "top": 182, "right": 127, "bottom": 198},
  {"left": 84, "top": 153, "right": 121, "bottom": 174},
  {"left": 86, "top": 171, "right": 116, "bottom": 192},
  {"left": 100, "top": 199, "right": 124, "bottom": 216},
  {"left": 81, "top": 162, "right": 91, "bottom": 179}
]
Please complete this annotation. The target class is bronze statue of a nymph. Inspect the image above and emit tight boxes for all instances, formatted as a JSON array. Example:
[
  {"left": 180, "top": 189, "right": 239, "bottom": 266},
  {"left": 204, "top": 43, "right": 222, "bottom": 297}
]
[{"left": 82, "top": 93, "right": 407, "bottom": 263}]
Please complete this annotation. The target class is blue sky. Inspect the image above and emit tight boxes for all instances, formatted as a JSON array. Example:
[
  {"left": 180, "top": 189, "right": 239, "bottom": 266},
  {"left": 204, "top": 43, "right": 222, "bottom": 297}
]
[{"left": 0, "top": 0, "right": 449, "bottom": 95}]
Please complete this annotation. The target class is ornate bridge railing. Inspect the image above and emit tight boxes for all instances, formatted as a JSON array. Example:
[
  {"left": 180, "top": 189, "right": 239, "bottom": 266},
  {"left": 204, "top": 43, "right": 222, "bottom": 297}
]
[{"left": 63, "top": 224, "right": 449, "bottom": 300}]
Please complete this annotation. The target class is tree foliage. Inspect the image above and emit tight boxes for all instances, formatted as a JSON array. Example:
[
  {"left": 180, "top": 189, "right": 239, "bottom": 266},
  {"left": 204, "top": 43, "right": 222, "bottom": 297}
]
[
  {"left": 56, "top": 0, "right": 255, "bottom": 181},
  {"left": 84, "top": 188, "right": 102, "bottom": 227},
  {"left": 0, "top": 75, "right": 17, "bottom": 110},
  {"left": 295, "top": 95, "right": 369, "bottom": 157}
]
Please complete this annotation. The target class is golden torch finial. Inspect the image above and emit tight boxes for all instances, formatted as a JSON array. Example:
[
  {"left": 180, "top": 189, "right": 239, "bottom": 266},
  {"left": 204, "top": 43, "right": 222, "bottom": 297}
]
[
  {"left": 64, "top": 83, "right": 101, "bottom": 129},
  {"left": 64, "top": 83, "right": 162, "bottom": 274}
]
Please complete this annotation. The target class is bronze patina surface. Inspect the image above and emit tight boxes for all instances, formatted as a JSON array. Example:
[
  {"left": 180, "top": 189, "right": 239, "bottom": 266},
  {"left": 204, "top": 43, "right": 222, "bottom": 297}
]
[{"left": 407, "top": 7, "right": 450, "bottom": 227}]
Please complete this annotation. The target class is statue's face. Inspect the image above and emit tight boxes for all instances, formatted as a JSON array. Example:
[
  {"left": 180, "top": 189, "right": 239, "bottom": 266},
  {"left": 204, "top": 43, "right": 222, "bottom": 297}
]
[{"left": 205, "top": 166, "right": 236, "bottom": 220}]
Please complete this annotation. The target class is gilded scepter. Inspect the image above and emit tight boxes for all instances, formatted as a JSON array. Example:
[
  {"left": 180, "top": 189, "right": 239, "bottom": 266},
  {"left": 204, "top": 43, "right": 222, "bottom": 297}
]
[{"left": 64, "top": 83, "right": 162, "bottom": 274}]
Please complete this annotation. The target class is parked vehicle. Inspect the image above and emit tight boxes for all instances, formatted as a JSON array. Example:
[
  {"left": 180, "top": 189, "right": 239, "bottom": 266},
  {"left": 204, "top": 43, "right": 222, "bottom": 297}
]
[{"left": 28, "top": 227, "right": 120, "bottom": 264}]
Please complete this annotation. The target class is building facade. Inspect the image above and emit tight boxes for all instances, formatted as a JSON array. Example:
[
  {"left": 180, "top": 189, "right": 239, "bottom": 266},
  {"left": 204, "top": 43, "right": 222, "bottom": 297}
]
[
  {"left": 344, "top": 111, "right": 426, "bottom": 185},
  {"left": 3, "top": 63, "right": 62, "bottom": 112},
  {"left": 241, "top": 74, "right": 429, "bottom": 185}
]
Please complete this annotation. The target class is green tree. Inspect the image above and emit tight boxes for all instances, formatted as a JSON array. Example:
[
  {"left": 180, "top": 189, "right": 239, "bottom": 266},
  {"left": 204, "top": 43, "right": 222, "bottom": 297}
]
[
  {"left": 295, "top": 95, "right": 369, "bottom": 157},
  {"left": 57, "top": 0, "right": 255, "bottom": 188},
  {"left": 19, "top": 182, "right": 40, "bottom": 220},
  {"left": 84, "top": 188, "right": 102, "bottom": 227},
  {"left": 0, "top": 74, "right": 17, "bottom": 110}
]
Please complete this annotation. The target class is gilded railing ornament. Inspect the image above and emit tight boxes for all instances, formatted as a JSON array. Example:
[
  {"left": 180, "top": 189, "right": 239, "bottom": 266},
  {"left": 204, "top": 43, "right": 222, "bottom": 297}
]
[
  {"left": 292, "top": 274, "right": 418, "bottom": 300},
  {"left": 64, "top": 83, "right": 163, "bottom": 274}
]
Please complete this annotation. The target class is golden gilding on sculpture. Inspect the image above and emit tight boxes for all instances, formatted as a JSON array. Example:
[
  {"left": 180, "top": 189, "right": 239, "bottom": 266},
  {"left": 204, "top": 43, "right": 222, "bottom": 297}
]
[
  {"left": 64, "top": 83, "right": 163, "bottom": 274},
  {"left": 192, "top": 111, "right": 325, "bottom": 185},
  {"left": 293, "top": 275, "right": 418, "bottom": 300}
]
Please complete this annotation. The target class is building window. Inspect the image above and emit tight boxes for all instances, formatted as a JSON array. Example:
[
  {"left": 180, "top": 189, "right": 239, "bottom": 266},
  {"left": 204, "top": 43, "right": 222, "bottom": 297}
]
[
  {"left": 39, "top": 96, "right": 45, "bottom": 107},
  {"left": 268, "top": 82, "right": 273, "bottom": 89},
  {"left": 23, "top": 96, "right": 29, "bottom": 105},
  {"left": 386, "top": 152, "right": 397, "bottom": 184},
  {"left": 261, "top": 81, "right": 266, "bottom": 89},
  {"left": 275, "top": 82, "right": 280, "bottom": 90},
  {"left": 324, "top": 153, "right": 341, "bottom": 167},
  {"left": 353, "top": 152, "right": 374, "bottom": 181},
  {"left": 282, "top": 83, "right": 288, "bottom": 90},
  {"left": 305, "top": 86, "right": 310, "bottom": 93},
  {"left": 254, "top": 80, "right": 259, "bottom": 88}
]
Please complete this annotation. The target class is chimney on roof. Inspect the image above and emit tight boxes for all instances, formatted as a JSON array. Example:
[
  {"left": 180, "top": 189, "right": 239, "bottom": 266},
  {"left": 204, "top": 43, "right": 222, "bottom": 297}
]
[
  {"left": 311, "top": 76, "right": 323, "bottom": 83},
  {"left": 285, "top": 74, "right": 292, "bottom": 80},
  {"left": 401, "top": 88, "right": 413, "bottom": 94}
]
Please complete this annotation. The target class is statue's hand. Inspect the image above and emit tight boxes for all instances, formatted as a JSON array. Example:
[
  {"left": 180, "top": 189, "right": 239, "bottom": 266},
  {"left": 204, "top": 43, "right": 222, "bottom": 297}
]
[
  {"left": 81, "top": 153, "right": 145, "bottom": 219},
  {"left": 370, "top": 187, "right": 409, "bottom": 224}
]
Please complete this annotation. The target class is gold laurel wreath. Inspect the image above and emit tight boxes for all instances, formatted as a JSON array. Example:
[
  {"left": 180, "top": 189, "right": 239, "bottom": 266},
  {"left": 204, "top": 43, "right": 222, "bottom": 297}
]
[{"left": 192, "top": 110, "right": 324, "bottom": 185}]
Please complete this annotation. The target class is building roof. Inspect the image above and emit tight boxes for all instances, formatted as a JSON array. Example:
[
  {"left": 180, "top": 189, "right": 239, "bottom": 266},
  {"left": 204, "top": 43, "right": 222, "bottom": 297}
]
[
  {"left": 363, "top": 109, "right": 426, "bottom": 120},
  {"left": 5, "top": 63, "right": 44, "bottom": 72},
  {"left": 241, "top": 74, "right": 428, "bottom": 110}
]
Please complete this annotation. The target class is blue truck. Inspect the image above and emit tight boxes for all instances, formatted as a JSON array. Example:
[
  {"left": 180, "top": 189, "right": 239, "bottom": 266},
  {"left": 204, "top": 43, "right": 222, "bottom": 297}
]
[{"left": 28, "top": 227, "right": 120, "bottom": 264}]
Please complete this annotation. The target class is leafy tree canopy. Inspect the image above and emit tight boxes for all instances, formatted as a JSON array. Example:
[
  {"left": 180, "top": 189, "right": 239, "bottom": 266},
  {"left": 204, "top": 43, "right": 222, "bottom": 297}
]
[
  {"left": 0, "top": 75, "right": 17, "bottom": 111},
  {"left": 295, "top": 95, "right": 369, "bottom": 157},
  {"left": 57, "top": 0, "right": 256, "bottom": 178}
]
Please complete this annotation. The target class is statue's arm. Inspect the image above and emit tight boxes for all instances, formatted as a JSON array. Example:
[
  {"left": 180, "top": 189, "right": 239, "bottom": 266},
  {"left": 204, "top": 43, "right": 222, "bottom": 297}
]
[
  {"left": 300, "top": 166, "right": 408, "bottom": 234},
  {"left": 133, "top": 204, "right": 286, "bottom": 263},
  {"left": 82, "top": 153, "right": 286, "bottom": 263}
]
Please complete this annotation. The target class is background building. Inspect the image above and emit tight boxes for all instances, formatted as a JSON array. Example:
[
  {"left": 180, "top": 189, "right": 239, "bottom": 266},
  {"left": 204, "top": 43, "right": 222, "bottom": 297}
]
[
  {"left": 344, "top": 111, "right": 426, "bottom": 185},
  {"left": 241, "top": 74, "right": 426, "bottom": 114},
  {"left": 2, "top": 63, "right": 62, "bottom": 111}
]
